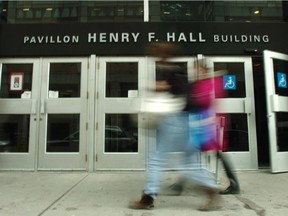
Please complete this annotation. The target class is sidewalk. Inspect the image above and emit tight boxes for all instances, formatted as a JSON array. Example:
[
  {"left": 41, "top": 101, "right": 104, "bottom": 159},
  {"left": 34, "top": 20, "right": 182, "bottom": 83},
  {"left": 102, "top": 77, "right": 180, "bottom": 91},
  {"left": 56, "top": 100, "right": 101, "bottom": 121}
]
[{"left": 0, "top": 170, "right": 287, "bottom": 216}]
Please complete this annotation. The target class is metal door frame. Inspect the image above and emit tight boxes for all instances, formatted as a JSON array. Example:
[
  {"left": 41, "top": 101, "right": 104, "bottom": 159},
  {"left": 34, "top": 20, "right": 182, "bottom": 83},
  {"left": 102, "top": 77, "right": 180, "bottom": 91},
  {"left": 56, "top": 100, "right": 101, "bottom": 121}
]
[
  {"left": 264, "top": 50, "right": 288, "bottom": 173},
  {"left": 0, "top": 58, "right": 40, "bottom": 170},
  {"left": 94, "top": 57, "right": 147, "bottom": 170},
  {"left": 206, "top": 56, "right": 258, "bottom": 170},
  {"left": 37, "top": 57, "right": 89, "bottom": 171}
]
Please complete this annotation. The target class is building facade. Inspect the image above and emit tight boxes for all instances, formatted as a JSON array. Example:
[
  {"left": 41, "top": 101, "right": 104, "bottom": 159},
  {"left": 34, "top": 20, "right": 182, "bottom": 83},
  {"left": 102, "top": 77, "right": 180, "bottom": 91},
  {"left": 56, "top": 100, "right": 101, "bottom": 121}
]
[{"left": 0, "top": 1, "right": 288, "bottom": 173}]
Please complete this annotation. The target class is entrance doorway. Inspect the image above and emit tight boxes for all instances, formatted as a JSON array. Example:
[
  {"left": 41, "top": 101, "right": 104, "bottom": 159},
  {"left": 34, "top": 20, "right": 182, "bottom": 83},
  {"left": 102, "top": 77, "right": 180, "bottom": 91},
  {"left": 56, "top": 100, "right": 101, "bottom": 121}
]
[
  {"left": 0, "top": 55, "right": 262, "bottom": 171},
  {"left": 206, "top": 56, "right": 258, "bottom": 170},
  {"left": 94, "top": 57, "right": 147, "bottom": 170},
  {"left": 252, "top": 57, "right": 270, "bottom": 168},
  {"left": 264, "top": 50, "right": 288, "bottom": 173},
  {"left": 0, "top": 58, "right": 88, "bottom": 171}
]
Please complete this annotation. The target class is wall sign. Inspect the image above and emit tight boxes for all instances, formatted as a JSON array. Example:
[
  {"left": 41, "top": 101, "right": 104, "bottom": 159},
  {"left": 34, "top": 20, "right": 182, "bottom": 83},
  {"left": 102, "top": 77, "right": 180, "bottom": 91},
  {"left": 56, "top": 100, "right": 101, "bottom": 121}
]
[
  {"left": 0, "top": 22, "right": 288, "bottom": 56},
  {"left": 10, "top": 72, "right": 24, "bottom": 91},
  {"left": 277, "top": 72, "right": 287, "bottom": 88},
  {"left": 224, "top": 75, "right": 236, "bottom": 90}
]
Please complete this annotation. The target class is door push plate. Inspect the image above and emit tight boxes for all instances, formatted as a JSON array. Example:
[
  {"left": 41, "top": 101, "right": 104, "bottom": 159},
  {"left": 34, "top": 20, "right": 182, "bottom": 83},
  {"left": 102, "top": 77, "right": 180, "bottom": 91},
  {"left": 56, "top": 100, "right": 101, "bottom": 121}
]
[
  {"left": 271, "top": 94, "right": 279, "bottom": 112},
  {"left": 244, "top": 98, "right": 252, "bottom": 114}
]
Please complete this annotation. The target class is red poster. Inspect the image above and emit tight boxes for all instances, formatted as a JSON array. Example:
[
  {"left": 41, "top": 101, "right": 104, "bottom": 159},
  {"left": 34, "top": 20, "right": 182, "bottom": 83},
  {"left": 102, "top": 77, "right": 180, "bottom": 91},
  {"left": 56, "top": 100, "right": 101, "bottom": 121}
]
[{"left": 10, "top": 72, "right": 24, "bottom": 91}]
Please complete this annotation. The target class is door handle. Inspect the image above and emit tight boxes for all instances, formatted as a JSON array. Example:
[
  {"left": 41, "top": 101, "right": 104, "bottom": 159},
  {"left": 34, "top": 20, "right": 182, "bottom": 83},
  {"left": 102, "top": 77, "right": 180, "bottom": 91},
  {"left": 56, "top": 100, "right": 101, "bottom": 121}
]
[{"left": 40, "top": 99, "right": 45, "bottom": 114}]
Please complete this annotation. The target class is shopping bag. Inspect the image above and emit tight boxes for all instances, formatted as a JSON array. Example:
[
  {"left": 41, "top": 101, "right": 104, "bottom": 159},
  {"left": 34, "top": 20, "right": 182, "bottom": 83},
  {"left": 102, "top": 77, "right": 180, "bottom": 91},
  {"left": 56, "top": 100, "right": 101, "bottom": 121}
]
[{"left": 140, "top": 92, "right": 186, "bottom": 128}]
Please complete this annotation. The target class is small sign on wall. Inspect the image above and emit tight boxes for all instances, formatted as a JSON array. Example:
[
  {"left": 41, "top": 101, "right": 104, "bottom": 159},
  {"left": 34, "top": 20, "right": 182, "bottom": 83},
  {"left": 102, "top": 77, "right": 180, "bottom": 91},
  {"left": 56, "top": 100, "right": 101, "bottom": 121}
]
[
  {"left": 21, "top": 91, "right": 31, "bottom": 99},
  {"left": 49, "top": 90, "right": 59, "bottom": 98},
  {"left": 277, "top": 72, "right": 287, "bottom": 88},
  {"left": 10, "top": 72, "right": 24, "bottom": 91},
  {"left": 128, "top": 90, "right": 138, "bottom": 98},
  {"left": 223, "top": 75, "right": 236, "bottom": 90}
]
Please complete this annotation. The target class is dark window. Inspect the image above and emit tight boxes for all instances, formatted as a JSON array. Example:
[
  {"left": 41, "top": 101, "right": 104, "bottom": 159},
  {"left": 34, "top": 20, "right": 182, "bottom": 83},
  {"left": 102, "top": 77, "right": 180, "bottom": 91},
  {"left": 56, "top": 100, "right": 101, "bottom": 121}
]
[
  {"left": 149, "top": 1, "right": 284, "bottom": 23},
  {"left": 0, "top": 1, "right": 143, "bottom": 24}
]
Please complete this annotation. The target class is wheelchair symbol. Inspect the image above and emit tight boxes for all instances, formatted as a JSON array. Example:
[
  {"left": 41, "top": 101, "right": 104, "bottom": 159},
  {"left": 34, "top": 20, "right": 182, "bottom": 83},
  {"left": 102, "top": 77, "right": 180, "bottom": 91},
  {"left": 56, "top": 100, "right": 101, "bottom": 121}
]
[
  {"left": 277, "top": 73, "right": 287, "bottom": 88},
  {"left": 224, "top": 75, "right": 236, "bottom": 90}
]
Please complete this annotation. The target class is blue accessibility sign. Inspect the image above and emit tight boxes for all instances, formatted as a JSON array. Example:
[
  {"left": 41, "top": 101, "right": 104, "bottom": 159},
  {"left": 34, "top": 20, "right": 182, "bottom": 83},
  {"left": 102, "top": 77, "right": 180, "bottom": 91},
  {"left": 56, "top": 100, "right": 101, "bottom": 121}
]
[
  {"left": 277, "top": 72, "right": 287, "bottom": 88},
  {"left": 223, "top": 75, "right": 236, "bottom": 90}
]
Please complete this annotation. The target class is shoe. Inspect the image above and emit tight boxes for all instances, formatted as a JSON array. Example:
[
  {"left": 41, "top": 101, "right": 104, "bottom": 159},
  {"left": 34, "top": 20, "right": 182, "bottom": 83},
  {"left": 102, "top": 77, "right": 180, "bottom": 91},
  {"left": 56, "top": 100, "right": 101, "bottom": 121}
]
[
  {"left": 129, "top": 193, "right": 154, "bottom": 209},
  {"left": 219, "top": 185, "right": 240, "bottom": 195},
  {"left": 198, "top": 189, "right": 223, "bottom": 211}
]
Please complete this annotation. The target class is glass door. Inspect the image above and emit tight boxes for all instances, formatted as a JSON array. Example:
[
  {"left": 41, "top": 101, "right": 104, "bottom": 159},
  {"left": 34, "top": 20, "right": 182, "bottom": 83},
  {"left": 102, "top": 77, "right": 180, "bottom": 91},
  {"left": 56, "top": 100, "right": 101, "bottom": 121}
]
[
  {"left": 96, "top": 57, "right": 146, "bottom": 170},
  {"left": 207, "top": 57, "right": 258, "bottom": 170},
  {"left": 264, "top": 50, "right": 288, "bottom": 173},
  {"left": 37, "top": 58, "right": 88, "bottom": 170},
  {"left": 0, "top": 59, "right": 40, "bottom": 170}
]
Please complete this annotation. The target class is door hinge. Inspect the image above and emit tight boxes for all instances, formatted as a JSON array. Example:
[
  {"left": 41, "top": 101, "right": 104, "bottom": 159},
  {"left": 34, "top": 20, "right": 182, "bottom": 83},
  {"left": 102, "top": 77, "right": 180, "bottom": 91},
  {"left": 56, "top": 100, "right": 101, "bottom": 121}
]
[
  {"left": 85, "top": 154, "right": 88, "bottom": 162},
  {"left": 96, "top": 122, "right": 98, "bottom": 130},
  {"left": 87, "top": 92, "right": 89, "bottom": 99},
  {"left": 96, "top": 92, "right": 99, "bottom": 99},
  {"left": 95, "top": 154, "right": 98, "bottom": 162},
  {"left": 86, "top": 122, "right": 88, "bottom": 130},
  {"left": 97, "top": 62, "right": 100, "bottom": 70}
]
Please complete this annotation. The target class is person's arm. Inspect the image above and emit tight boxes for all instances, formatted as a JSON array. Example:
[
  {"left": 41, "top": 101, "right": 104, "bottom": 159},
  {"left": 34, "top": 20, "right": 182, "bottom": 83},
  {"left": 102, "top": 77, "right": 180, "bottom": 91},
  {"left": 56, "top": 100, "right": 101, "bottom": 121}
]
[{"left": 155, "top": 80, "right": 171, "bottom": 91}]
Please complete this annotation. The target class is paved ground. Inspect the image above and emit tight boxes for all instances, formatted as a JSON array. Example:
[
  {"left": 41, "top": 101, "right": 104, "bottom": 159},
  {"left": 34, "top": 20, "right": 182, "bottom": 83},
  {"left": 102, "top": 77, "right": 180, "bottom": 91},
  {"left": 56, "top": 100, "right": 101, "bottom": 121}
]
[{"left": 0, "top": 170, "right": 287, "bottom": 216}]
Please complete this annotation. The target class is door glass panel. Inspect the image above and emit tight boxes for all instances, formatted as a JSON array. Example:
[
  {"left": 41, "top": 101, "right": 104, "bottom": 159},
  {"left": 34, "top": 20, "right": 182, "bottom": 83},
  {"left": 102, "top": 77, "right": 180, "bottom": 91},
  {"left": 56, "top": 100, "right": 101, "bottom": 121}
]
[
  {"left": 276, "top": 113, "right": 288, "bottom": 152},
  {"left": 214, "top": 62, "right": 246, "bottom": 98},
  {"left": 0, "top": 64, "right": 33, "bottom": 98},
  {"left": 219, "top": 113, "right": 249, "bottom": 151},
  {"left": 46, "top": 114, "right": 80, "bottom": 152},
  {"left": 273, "top": 59, "right": 288, "bottom": 96},
  {"left": 0, "top": 114, "right": 30, "bottom": 153},
  {"left": 274, "top": 58, "right": 288, "bottom": 152},
  {"left": 106, "top": 62, "right": 138, "bottom": 97},
  {"left": 49, "top": 63, "right": 81, "bottom": 98},
  {"left": 105, "top": 114, "right": 138, "bottom": 152}
]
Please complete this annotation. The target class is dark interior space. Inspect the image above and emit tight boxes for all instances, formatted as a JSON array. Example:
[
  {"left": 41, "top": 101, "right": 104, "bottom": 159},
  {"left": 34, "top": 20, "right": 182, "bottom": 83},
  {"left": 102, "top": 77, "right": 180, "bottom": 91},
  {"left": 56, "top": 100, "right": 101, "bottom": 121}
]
[{"left": 252, "top": 57, "right": 270, "bottom": 168}]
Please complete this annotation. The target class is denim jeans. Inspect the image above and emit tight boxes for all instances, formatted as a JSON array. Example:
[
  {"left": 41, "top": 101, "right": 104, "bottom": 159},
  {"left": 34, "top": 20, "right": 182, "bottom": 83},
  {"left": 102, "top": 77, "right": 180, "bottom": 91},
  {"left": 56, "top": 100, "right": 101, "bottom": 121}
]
[{"left": 144, "top": 112, "right": 218, "bottom": 199}]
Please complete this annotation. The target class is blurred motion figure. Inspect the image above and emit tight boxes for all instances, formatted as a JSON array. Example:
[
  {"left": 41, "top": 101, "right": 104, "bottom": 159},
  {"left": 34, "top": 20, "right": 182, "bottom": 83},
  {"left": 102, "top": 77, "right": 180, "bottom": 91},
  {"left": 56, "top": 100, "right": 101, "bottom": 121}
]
[{"left": 129, "top": 43, "right": 222, "bottom": 211}]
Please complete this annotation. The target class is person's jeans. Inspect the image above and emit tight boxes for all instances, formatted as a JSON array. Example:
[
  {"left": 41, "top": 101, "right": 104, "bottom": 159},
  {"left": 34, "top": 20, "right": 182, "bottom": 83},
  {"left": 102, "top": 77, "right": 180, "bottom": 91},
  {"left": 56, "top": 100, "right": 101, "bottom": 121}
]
[{"left": 144, "top": 112, "right": 218, "bottom": 199}]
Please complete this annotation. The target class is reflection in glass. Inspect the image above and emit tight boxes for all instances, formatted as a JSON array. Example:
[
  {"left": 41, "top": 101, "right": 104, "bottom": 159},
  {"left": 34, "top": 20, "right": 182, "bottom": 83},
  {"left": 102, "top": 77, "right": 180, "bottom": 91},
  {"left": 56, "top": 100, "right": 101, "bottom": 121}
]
[
  {"left": 105, "top": 114, "right": 138, "bottom": 152},
  {"left": 106, "top": 62, "right": 138, "bottom": 97},
  {"left": 49, "top": 63, "right": 81, "bottom": 98},
  {"left": 149, "top": 1, "right": 283, "bottom": 23},
  {"left": 0, "top": 64, "right": 33, "bottom": 98},
  {"left": 0, "top": 114, "right": 30, "bottom": 153},
  {"left": 214, "top": 62, "right": 246, "bottom": 98},
  {"left": 46, "top": 114, "right": 80, "bottom": 152},
  {"left": 87, "top": 1, "right": 143, "bottom": 22},
  {"left": 219, "top": 113, "right": 249, "bottom": 152},
  {"left": 4, "top": 1, "right": 143, "bottom": 23},
  {"left": 276, "top": 113, "right": 288, "bottom": 152}
]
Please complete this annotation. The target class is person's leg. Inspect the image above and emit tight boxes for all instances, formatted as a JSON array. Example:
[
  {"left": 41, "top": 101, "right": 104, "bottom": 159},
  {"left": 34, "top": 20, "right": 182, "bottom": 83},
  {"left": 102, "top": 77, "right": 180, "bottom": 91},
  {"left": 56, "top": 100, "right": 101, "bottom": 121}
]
[
  {"left": 129, "top": 151, "right": 170, "bottom": 209},
  {"left": 182, "top": 113, "right": 223, "bottom": 211},
  {"left": 218, "top": 152, "right": 240, "bottom": 194},
  {"left": 180, "top": 150, "right": 223, "bottom": 211},
  {"left": 143, "top": 152, "right": 170, "bottom": 198},
  {"left": 129, "top": 113, "right": 188, "bottom": 209}
]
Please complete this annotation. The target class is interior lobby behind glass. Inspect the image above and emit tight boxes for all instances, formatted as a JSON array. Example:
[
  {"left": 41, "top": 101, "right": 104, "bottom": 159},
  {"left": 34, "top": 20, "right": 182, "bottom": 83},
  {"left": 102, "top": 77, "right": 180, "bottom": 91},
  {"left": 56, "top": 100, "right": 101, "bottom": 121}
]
[{"left": 0, "top": 1, "right": 286, "bottom": 24}]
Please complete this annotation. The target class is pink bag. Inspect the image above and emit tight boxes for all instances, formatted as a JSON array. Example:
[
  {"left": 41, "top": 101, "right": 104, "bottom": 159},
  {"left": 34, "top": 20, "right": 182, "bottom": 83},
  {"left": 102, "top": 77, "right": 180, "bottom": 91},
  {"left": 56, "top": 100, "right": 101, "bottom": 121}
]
[{"left": 190, "top": 78, "right": 213, "bottom": 109}]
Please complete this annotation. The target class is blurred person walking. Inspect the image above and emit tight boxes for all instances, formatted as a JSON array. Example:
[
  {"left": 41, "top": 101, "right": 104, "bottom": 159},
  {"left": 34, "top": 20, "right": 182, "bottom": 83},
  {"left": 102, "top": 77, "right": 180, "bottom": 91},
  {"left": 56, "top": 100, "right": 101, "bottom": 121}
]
[
  {"left": 129, "top": 43, "right": 222, "bottom": 211},
  {"left": 189, "top": 62, "right": 240, "bottom": 195},
  {"left": 169, "top": 61, "right": 240, "bottom": 197}
]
